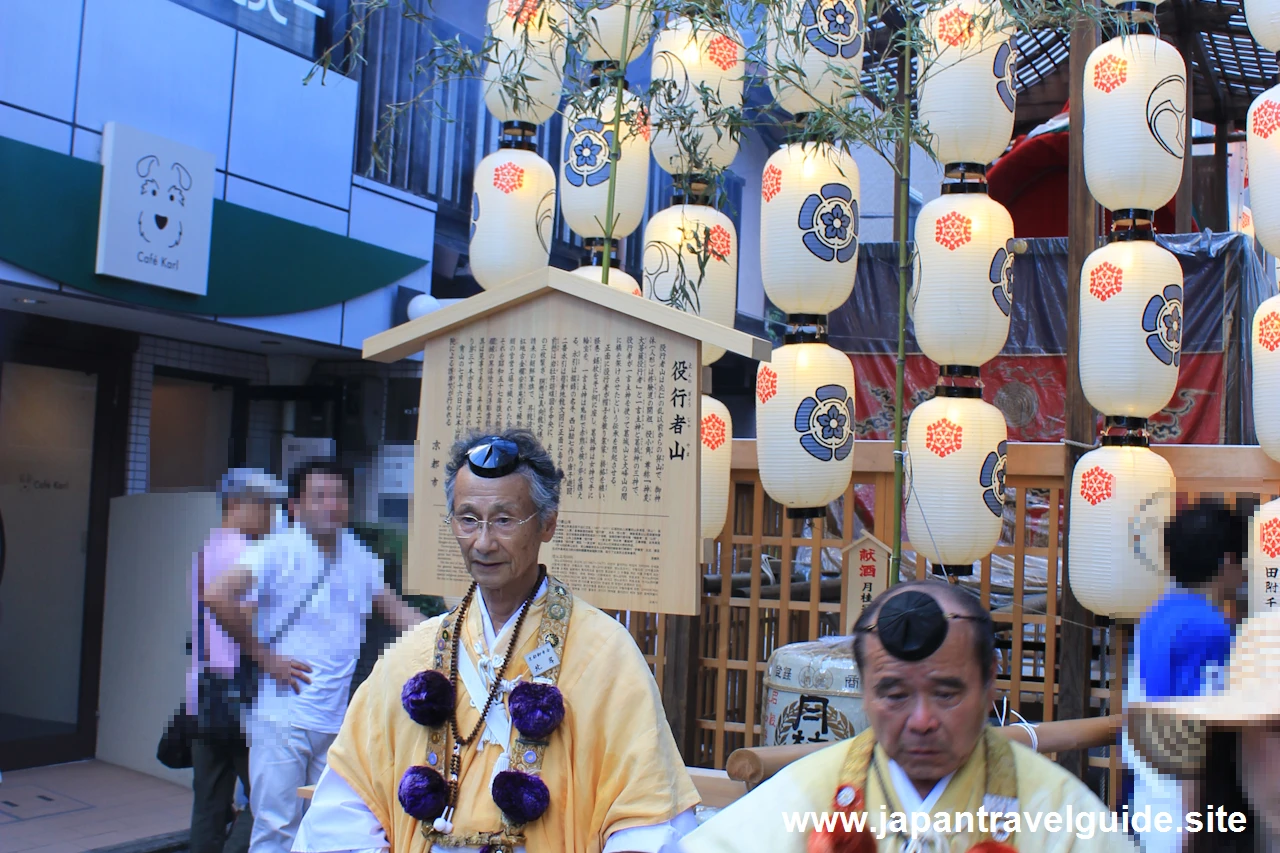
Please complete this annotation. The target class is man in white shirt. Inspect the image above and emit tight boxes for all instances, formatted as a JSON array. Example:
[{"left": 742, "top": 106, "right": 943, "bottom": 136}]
[{"left": 207, "top": 460, "right": 424, "bottom": 853}]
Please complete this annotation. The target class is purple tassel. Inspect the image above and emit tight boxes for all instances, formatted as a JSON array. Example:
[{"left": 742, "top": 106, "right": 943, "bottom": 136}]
[
  {"left": 491, "top": 770, "right": 550, "bottom": 825},
  {"left": 508, "top": 682, "right": 564, "bottom": 740},
  {"left": 401, "top": 670, "right": 454, "bottom": 728},
  {"left": 398, "top": 765, "right": 448, "bottom": 822}
]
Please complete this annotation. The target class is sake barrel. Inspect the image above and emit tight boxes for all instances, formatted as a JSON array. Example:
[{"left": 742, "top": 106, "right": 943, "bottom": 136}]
[{"left": 761, "top": 635, "right": 868, "bottom": 747}]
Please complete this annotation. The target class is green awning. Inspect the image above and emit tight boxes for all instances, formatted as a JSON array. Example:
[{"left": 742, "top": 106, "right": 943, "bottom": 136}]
[{"left": 0, "top": 135, "right": 429, "bottom": 317}]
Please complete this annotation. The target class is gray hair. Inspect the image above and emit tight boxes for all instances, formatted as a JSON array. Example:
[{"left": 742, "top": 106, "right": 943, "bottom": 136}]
[{"left": 443, "top": 429, "right": 564, "bottom": 525}]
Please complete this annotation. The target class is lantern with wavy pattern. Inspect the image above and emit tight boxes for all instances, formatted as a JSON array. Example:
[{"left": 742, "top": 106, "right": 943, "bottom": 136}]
[
  {"left": 700, "top": 394, "right": 733, "bottom": 540},
  {"left": 650, "top": 16, "right": 744, "bottom": 175},
  {"left": 483, "top": 0, "right": 565, "bottom": 127},
  {"left": 1247, "top": 86, "right": 1280, "bottom": 257},
  {"left": 470, "top": 147, "right": 557, "bottom": 289}
]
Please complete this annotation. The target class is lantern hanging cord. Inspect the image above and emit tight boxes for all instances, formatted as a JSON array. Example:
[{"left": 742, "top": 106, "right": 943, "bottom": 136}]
[{"left": 1062, "top": 438, "right": 1100, "bottom": 451}]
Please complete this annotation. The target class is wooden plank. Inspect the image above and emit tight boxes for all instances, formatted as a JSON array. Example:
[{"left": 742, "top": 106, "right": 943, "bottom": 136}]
[
  {"left": 1044, "top": 487, "right": 1062, "bottom": 723},
  {"left": 687, "top": 767, "right": 747, "bottom": 808},
  {"left": 1011, "top": 485, "right": 1028, "bottom": 712}
]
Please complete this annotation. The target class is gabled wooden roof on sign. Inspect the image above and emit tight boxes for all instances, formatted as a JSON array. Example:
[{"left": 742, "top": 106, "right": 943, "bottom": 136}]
[{"left": 363, "top": 266, "right": 774, "bottom": 364}]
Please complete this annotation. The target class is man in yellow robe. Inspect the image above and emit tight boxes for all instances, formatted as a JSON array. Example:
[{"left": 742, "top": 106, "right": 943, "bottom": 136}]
[
  {"left": 681, "top": 582, "right": 1135, "bottom": 853},
  {"left": 294, "top": 430, "right": 699, "bottom": 853}
]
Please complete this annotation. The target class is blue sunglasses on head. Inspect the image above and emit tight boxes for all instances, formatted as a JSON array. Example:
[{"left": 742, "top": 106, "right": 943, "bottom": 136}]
[{"left": 467, "top": 437, "right": 522, "bottom": 479}]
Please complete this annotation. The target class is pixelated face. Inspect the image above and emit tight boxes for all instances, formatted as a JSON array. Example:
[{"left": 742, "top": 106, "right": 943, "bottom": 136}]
[
  {"left": 291, "top": 472, "right": 350, "bottom": 538},
  {"left": 451, "top": 466, "right": 555, "bottom": 594},
  {"left": 860, "top": 616, "right": 995, "bottom": 791},
  {"left": 228, "top": 497, "right": 273, "bottom": 539},
  {"left": 1241, "top": 726, "right": 1280, "bottom": 836}
]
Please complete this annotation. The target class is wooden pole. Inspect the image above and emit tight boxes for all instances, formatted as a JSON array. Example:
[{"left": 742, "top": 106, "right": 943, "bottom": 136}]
[
  {"left": 1212, "top": 117, "right": 1230, "bottom": 232},
  {"left": 1059, "top": 4, "right": 1099, "bottom": 781}
]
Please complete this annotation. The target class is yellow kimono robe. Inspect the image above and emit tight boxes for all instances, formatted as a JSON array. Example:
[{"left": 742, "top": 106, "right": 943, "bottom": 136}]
[
  {"left": 325, "top": 587, "right": 699, "bottom": 853},
  {"left": 680, "top": 732, "right": 1137, "bottom": 853}
]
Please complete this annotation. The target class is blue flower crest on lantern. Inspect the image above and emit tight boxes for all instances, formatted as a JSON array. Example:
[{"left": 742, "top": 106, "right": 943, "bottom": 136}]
[
  {"left": 987, "top": 238, "right": 1015, "bottom": 317},
  {"left": 563, "top": 117, "right": 613, "bottom": 188},
  {"left": 800, "top": 0, "right": 863, "bottom": 59},
  {"left": 993, "top": 40, "right": 1018, "bottom": 113},
  {"left": 799, "top": 183, "right": 859, "bottom": 263},
  {"left": 469, "top": 192, "right": 479, "bottom": 242},
  {"left": 795, "top": 384, "right": 855, "bottom": 462},
  {"left": 1142, "top": 283, "right": 1183, "bottom": 366},
  {"left": 979, "top": 440, "right": 1008, "bottom": 517}
]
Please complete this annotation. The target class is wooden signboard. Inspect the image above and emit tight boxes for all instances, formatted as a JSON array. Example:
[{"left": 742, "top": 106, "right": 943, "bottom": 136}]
[
  {"left": 363, "top": 269, "right": 771, "bottom": 616},
  {"left": 844, "top": 532, "right": 891, "bottom": 631}
]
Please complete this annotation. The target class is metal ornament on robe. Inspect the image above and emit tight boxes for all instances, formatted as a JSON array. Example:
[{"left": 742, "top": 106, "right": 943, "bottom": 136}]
[
  {"left": 700, "top": 394, "right": 733, "bottom": 540},
  {"left": 759, "top": 142, "right": 861, "bottom": 316},
  {"left": 755, "top": 343, "right": 855, "bottom": 513},
  {"left": 1247, "top": 498, "right": 1280, "bottom": 617},
  {"left": 911, "top": 191, "right": 1015, "bottom": 368},
  {"left": 1078, "top": 236, "right": 1183, "bottom": 418},
  {"left": 1251, "top": 294, "right": 1280, "bottom": 463},
  {"left": 1068, "top": 445, "right": 1175, "bottom": 620},
  {"left": 469, "top": 148, "right": 557, "bottom": 290},
  {"left": 560, "top": 87, "right": 650, "bottom": 240},
  {"left": 641, "top": 203, "right": 738, "bottom": 365},
  {"left": 917, "top": 0, "right": 1017, "bottom": 167},
  {"left": 568, "top": 263, "right": 642, "bottom": 296},
  {"left": 483, "top": 0, "right": 565, "bottom": 127},
  {"left": 1083, "top": 33, "right": 1187, "bottom": 213},
  {"left": 1247, "top": 84, "right": 1280, "bottom": 257},
  {"left": 766, "top": 0, "right": 865, "bottom": 115},
  {"left": 904, "top": 395, "right": 1008, "bottom": 571},
  {"left": 649, "top": 17, "right": 744, "bottom": 176},
  {"left": 578, "top": 0, "right": 653, "bottom": 65},
  {"left": 1243, "top": 0, "right": 1280, "bottom": 50}
]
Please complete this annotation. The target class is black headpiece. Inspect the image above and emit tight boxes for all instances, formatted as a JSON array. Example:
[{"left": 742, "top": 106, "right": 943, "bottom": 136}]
[{"left": 466, "top": 437, "right": 522, "bottom": 479}]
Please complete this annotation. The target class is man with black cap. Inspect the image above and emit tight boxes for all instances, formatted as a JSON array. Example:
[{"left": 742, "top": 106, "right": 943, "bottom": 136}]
[{"left": 681, "top": 581, "right": 1134, "bottom": 852}]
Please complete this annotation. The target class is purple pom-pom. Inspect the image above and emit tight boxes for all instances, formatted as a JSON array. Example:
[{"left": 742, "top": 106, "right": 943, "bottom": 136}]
[
  {"left": 491, "top": 770, "right": 550, "bottom": 825},
  {"left": 508, "top": 682, "right": 564, "bottom": 739},
  {"left": 398, "top": 765, "right": 447, "bottom": 822},
  {"left": 401, "top": 670, "right": 454, "bottom": 728}
]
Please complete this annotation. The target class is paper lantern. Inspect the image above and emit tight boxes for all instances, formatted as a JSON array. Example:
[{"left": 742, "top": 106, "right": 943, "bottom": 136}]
[
  {"left": 484, "top": 0, "right": 565, "bottom": 127},
  {"left": 1247, "top": 84, "right": 1280, "bottom": 257},
  {"left": 1079, "top": 235, "right": 1182, "bottom": 418},
  {"left": 642, "top": 203, "right": 738, "bottom": 364},
  {"left": 1244, "top": 0, "right": 1280, "bottom": 51},
  {"left": 407, "top": 293, "right": 441, "bottom": 320},
  {"left": 911, "top": 189, "right": 1014, "bottom": 367},
  {"left": 904, "top": 392, "right": 1008, "bottom": 573},
  {"left": 560, "top": 86, "right": 650, "bottom": 239},
  {"left": 700, "top": 394, "right": 733, "bottom": 540},
  {"left": 759, "top": 142, "right": 860, "bottom": 316},
  {"left": 470, "top": 147, "right": 557, "bottom": 289},
  {"left": 650, "top": 17, "right": 743, "bottom": 175},
  {"left": 917, "top": 1, "right": 1016, "bottom": 167},
  {"left": 1068, "top": 443, "right": 1174, "bottom": 619},
  {"left": 1252, "top": 295, "right": 1280, "bottom": 462},
  {"left": 755, "top": 343, "right": 855, "bottom": 514},
  {"left": 569, "top": 263, "right": 642, "bottom": 296},
  {"left": 579, "top": 0, "right": 652, "bottom": 65},
  {"left": 1083, "top": 33, "right": 1187, "bottom": 213},
  {"left": 767, "top": 0, "right": 864, "bottom": 116},
  {"left": 1248, "top": 498, "right": 1280, "bottom": 617}
]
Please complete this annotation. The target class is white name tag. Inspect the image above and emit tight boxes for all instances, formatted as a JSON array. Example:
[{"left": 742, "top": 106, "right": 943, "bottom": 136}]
[{"left": 525, "top": 643, "right": 560, "bottom": 677}]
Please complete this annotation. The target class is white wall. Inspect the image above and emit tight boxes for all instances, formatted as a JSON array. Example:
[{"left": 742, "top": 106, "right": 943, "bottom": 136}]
[
  {"left": 97, "top": 492, "right": 221, "bottom": 785},
  {"left": 0, "top": 0, "right": 437, "bottom": 349}
]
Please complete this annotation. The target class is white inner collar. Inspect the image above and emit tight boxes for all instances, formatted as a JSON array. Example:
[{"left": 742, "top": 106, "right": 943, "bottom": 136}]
[
  {"left": 887, "top": 758, "right": 956, "bottom": 816},
  {"left": 475, "top": 578, "right": 548, "bottom": 652}
]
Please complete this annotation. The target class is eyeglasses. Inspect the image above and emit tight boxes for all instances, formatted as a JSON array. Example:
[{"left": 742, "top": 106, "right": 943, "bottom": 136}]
[
  {"left": 448, "top": 511, "right": 539, "bottom": 538},
  {"left": 467, "top": 437, "right": 522, "bottom": 479}
]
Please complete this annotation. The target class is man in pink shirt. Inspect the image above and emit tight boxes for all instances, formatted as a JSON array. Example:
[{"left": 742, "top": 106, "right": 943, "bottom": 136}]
[{"left": 189, "top": 470, "right": 286, "bottom": 853}]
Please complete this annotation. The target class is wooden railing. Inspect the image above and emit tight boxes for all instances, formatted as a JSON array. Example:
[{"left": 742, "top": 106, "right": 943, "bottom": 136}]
[{"left": 614, "top": 440, "right": 1280, "bottom": 808}]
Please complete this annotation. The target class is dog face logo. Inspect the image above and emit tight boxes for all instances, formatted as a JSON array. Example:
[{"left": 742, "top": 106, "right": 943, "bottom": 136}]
[{"left": 136, "top": 155, "right": 190, "bottom": 249}]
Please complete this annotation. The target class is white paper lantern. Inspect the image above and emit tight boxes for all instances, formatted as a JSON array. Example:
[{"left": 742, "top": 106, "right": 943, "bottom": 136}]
[
  {"left": 700, "top": 394, "right": 733, "bottom": 540},
  {"left": 911, "top": 189, "right": 1015, "bottom": 367},
  {"left": 650, "top": 17, "right": 743, "bottom": 175},
  {"left": 407, "top": 293, "right": 441, "bottom": 320},
  {"left": 642, "top": 203, "right": 738, "bottom": 364},
  {"left": 1248, "top": 498, "right": 1280, "bottom": 617},
  {"left": 470, "top": 148, "right": 557, "bottom": 289},
  {"left": 1252, "top": 295, "right": 1280, "bottom": 462},
  {"left": 569, "top": 263, "right": 642, "bottom": 296},
  {"left": 579, "top": 0, "right": 653, "bottom": 65},
  {"left": 904, "top": 393, "right": 1008, "bottom": 571},
  {"left": 484, "top": 0, "right": 565, "bottom": 127},
  {"left": 1083, "top": 33, "right": 1187, "bottom": 213},
  {"left": 560, "top": 86, "right": 650, "bottom": 239},
  {"left": 755, "top": 343, "right": 855, "bottom": 512},
  {"left": 759, "top": 142, "right": 860, "bottom": 316},
  {"left": 1079, "top": 236, "right": 1182, "bottom": 418},
  {"left": 1247, "top": 85, "right": 1280, "bottom": 257},
  {"left": 1068, "top": 444, "right": 1174, "bottom": 619},
  {"left": 1244, "top": 0, "right": 1280, "bottom": 51},
  {"left": 918, "top": 1, "right": 1016, "bottom": 167},
  {"left": 767, "top": 0, "right": 864, "bottom": 115}
]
